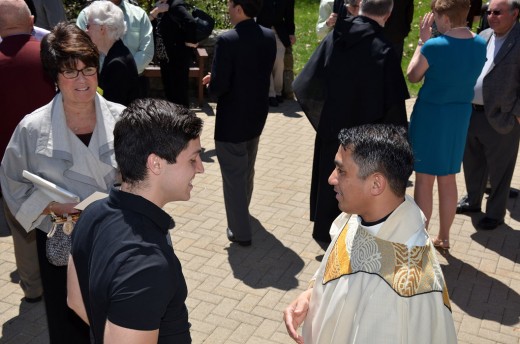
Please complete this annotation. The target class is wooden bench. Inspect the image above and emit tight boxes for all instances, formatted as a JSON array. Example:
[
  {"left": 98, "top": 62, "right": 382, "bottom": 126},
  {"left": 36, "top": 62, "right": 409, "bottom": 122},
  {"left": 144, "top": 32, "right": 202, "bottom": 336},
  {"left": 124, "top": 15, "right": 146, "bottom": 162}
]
[{"left": 143, "top": 47, "right": 208, "bottom": 107}]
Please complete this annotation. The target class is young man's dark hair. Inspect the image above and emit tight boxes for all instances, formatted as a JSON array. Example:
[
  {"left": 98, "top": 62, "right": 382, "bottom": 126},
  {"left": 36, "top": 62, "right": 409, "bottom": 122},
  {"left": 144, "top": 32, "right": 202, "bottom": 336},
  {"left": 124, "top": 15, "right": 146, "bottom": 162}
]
[
  {"left": 231, "top": 0, "right": 263, "bottom": 18},
  {"left": 114, "top": 98, "right": 203, "bottom": 185},
  {"left": 338, "top": 124, "right": 413, "bottom": 197}
]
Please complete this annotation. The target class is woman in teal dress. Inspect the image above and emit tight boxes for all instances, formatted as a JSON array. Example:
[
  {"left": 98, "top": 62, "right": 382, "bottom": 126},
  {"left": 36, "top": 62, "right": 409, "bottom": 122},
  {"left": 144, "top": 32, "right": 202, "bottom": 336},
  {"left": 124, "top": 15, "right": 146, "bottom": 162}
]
[{"left": 407, "top": 0, "right": 486, "bottom": 251}]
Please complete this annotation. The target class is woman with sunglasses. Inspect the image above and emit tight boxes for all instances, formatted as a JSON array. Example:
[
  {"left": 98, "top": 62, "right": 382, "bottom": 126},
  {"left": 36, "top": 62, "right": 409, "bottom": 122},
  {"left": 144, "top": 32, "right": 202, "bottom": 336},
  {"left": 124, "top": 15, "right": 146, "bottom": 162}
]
[
  {"left": 0, "top": 23, "right": 124, "bottom": 343},
  {"left": 407, "top": 0, "right": 487, "bottom": 252}
]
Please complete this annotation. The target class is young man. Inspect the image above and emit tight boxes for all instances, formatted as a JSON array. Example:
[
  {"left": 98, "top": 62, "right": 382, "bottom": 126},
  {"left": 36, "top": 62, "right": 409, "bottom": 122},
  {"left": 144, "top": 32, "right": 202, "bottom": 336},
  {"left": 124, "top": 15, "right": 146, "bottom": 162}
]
[
  {"left": 67, "top": 99, "right": 204, "bottom": 343},
  {"left": 202, "top": 0, "right": 276, "bottom": 246},
  {"left": 283, "top": 124, "right": 456, "bottom": 344},
  {"left": 256, "top": 0, "right": 296, "bottom": 106}
]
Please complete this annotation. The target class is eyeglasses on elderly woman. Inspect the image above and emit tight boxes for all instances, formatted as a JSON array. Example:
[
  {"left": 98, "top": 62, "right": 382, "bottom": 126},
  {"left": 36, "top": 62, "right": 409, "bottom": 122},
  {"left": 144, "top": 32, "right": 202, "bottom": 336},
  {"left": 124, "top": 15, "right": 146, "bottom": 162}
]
[{"left": 60, "top": 66, "right": 98, "bottom": 79}]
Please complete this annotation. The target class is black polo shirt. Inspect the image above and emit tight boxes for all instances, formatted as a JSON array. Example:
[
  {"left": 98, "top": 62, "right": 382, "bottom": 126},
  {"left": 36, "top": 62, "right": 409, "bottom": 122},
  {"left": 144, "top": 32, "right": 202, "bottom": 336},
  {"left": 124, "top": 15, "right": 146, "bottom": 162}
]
[{"left": 71, "top": 186, "right": 191, "bottom": 343}]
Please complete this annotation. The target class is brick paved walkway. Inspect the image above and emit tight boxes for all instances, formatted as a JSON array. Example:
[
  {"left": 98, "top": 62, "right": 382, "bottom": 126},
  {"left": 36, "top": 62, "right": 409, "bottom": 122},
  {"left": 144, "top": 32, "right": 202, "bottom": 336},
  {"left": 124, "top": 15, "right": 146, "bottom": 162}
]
[{"left": 0, "top": 99, "right": 519, "bottom": 343}]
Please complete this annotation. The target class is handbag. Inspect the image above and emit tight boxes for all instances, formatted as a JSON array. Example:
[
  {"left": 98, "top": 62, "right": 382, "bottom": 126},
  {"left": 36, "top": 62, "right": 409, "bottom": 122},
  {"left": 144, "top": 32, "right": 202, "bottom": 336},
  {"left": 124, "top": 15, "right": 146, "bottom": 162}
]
[
  {"left": 191, "top": 7, "right": 215, "bottom": 42},
  {"left": 46, "top": 213, "right": 79, "bottom": 267},
  {"left": 153, "top": 19, "right": 169, "bottom": 63}
]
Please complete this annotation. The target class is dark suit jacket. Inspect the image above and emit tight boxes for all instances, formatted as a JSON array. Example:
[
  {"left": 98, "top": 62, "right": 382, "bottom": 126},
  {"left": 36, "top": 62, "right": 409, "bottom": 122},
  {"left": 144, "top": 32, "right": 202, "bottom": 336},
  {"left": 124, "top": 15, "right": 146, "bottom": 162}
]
[
  {"left": 383, "top": 0, "right": 414, "bottom": 44},
  {"left": 209, "top": 19, "right": 276, "bottom": 143},
  {"left": 99, "top": 39, "right": 139, "bottom": 106},
  {"left": 158, "top": 0, "right": 197, "bottom": 47},
  {"left": 256, "top": 0, "right": 295, "bottom": 47},
  {"left": 294, "top": 16, "right": 409, "bottom": 140},
  {"left": 480, "top": 22, "right": 520, "bottom": 134}
]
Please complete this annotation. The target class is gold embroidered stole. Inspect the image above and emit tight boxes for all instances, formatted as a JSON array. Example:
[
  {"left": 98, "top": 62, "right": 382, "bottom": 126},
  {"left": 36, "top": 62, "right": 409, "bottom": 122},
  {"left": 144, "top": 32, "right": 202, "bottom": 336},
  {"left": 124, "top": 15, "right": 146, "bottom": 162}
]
[{"left": 323, "top": 220, "right": 452, "bottom": 310}]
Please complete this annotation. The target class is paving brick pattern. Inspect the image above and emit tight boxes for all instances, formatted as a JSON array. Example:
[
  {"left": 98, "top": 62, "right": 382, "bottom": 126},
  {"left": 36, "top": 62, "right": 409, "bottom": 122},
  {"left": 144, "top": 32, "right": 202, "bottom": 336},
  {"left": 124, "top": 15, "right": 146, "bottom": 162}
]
[{"left": 0, "top": 99, "right": 519, "bottom": 343}]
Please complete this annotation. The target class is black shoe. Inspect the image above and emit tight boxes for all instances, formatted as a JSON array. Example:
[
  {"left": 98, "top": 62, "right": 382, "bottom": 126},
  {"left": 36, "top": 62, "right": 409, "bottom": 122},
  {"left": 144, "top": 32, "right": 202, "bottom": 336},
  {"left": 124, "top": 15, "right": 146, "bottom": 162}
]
[
  {"left": 456, "top": 200, "right": 480, "bottom": 214},
  {"left": 276, "top": 95, "right": 284, "bottom": 103},
  {"left": 477, "top": 217, "right": 504, "bottom": 230},
  {"left": 226, "top": 228, "right": 251, "bottom": 246},
  {"left": 24, "top": 295, "right": 42, "bottom": 303},
  {"left": 312, "top": 233, "right": 331, "bottom": 246},
  {"left": 268, "top": 97, "right": 278, "bottom": 107}
]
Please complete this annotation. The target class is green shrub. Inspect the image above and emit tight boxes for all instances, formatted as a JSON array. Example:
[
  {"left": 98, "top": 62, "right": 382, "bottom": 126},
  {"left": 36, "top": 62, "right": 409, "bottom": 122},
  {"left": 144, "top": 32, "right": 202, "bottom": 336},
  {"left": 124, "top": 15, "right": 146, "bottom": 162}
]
[
  {"left": 63, "top": 0, "right": 88, "bottom": 20},
  {"left": 63, "top": 0, "right": 231, "bottom": 28},
  {"left": 191, "top": 0, "right": 231, "bottom": 29}
]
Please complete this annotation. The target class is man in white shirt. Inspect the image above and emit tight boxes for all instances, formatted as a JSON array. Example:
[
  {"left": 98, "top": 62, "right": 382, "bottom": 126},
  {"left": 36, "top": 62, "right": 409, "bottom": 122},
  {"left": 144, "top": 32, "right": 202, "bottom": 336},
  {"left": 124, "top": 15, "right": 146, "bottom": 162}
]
[{"left": 457, "top": 0, "right": 520, "bottom": 230}]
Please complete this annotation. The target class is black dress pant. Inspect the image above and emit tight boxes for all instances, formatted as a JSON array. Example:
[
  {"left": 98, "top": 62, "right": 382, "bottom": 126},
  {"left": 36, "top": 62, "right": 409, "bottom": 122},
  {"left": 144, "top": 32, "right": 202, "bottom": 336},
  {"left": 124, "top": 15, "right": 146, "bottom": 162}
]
[
  {"left": 215, "top": 137, "right": 260, "bottom": 242},
  {"left": 310, "top": 136, "right": 341, "bottom": 243},
  {"left": 36, "top": 229, "right": 90, "bottom": 344},
  {"left": 463, "top": 109, "right": 520, "bottom": 221},
  {"left": 160, "top": 44, "right": 192, "bottom": 107}
]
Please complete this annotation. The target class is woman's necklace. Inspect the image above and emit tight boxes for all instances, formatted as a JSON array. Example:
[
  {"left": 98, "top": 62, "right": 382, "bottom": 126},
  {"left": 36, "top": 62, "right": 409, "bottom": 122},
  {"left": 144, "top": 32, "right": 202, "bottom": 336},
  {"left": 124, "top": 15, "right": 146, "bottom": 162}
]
[{"left": 445, "top": 26, "right": 471, "bottom": 34}]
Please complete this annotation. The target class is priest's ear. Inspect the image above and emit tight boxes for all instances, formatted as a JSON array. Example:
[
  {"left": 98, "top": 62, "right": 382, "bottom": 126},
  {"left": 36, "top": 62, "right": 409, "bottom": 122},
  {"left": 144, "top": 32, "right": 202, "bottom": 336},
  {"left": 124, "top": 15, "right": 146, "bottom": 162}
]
[{"left": 369, "top": 173, "right": 387, "bottom": 196}]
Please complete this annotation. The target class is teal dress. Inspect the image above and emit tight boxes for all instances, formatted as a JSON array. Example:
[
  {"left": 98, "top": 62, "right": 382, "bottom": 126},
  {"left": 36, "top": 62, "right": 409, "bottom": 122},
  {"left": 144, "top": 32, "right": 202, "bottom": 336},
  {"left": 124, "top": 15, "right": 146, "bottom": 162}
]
[{"left": 409, "top": 35, "right": 486, "bottom": 175}]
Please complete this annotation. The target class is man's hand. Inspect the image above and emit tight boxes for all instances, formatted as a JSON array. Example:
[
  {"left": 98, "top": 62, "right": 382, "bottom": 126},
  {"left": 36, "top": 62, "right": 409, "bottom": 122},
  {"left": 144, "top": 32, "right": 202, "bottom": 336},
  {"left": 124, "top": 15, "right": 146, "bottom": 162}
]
[
  {"left": 202, "top": 73, "right": 211, "bottom": 86},
  {"left": 283, "top": 288, "right": 312, "bottom": 344},
  {"left": 289, "top": 35, "right": 297, "bottom": 45},
  {"left": 325, "top": 13, "right": 338, "bottom": 28},
  {"left": 156, "top": 2, "right": 169, "bottom": 13}
]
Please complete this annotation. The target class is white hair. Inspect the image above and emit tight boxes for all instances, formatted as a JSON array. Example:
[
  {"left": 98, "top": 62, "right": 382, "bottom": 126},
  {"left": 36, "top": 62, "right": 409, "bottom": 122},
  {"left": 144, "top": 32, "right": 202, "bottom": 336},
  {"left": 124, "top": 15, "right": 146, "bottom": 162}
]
[{"left": 85, "top": 0, "right": 127, "bottom": 41}]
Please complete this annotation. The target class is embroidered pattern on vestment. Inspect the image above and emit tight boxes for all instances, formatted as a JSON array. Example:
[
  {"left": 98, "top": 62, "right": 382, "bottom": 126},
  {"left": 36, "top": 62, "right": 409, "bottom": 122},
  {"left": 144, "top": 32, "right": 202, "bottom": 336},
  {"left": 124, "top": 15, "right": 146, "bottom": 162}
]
[{"left": 323, "top": 221, "right": 451, "bottom": 310}]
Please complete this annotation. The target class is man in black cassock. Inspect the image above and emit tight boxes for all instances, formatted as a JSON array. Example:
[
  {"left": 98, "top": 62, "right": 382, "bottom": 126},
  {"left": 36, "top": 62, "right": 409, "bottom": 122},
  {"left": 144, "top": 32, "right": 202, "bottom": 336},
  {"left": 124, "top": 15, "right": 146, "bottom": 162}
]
[{"left": 294, "top": 0, "right": 409, "bottom": 244}]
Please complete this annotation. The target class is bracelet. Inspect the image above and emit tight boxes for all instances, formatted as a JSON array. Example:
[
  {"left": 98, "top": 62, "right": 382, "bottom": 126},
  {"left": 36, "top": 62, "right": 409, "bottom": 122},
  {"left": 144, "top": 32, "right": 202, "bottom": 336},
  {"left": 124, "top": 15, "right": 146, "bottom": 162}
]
[{"left": 418, "top": 39, "right": 425, "bottom": 46}]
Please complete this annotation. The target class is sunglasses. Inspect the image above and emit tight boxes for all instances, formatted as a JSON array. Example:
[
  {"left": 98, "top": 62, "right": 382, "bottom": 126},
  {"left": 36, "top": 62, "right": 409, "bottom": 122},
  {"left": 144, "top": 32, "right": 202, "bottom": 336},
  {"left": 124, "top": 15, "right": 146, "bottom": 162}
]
[{"left": 486, "top": 9, "right": 503, "bottom": 15}]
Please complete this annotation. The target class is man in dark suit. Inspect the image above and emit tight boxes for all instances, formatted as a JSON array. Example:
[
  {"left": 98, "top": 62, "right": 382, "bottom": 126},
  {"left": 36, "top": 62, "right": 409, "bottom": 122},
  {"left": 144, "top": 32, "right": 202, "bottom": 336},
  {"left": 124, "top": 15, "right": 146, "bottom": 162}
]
[
  {"left": 202, "top": 0, "right": 276, "bottom": 246},
  {"left": 0, "top": 0, "right": 55, "bottom": 303},
  {"left": 382, "top": 0, "right": 414, "bottom": 63},
  {"left": 294, "top": 0, "right": 409, "bottom": 244},
  {"left": 256, "top": 0, "right": 295, "bottom": 106},
  {"left": 457, "top": 0, "right": 520, "bottom": 230}
]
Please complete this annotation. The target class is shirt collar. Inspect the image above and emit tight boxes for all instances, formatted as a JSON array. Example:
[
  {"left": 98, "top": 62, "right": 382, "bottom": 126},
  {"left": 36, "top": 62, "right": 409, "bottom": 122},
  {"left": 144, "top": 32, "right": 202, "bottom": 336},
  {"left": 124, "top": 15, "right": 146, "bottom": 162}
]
[{"left": 108, "top": 186, "right": 175, "bottom": 234}]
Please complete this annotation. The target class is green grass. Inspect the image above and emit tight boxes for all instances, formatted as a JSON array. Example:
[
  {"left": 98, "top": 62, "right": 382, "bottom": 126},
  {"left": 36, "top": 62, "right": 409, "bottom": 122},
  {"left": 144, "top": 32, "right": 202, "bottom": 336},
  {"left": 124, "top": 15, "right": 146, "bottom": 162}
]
[
  {"left": 402, "top": 1, "right": 432, "bottom": 96},
  {"left": 293, "top": 0, "right": 322, "bottom": 73},
  {"left": 293, "top": 0, "right": 433, "bottom": 97}
]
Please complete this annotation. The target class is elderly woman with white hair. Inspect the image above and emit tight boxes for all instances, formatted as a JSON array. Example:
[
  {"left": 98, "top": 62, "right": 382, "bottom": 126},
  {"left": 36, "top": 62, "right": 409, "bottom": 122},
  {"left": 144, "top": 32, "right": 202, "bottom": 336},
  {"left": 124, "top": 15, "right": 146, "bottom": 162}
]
[{"left": 83, "top": 0, "right": 139, "bottom": 105}]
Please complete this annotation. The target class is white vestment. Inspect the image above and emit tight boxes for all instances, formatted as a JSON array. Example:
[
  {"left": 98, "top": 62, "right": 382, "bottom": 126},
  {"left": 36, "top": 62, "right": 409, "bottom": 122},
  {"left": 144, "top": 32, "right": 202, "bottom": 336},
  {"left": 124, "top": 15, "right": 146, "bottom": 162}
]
[{"left": 303, "top": 196, "right": 457, "bottom": 343}]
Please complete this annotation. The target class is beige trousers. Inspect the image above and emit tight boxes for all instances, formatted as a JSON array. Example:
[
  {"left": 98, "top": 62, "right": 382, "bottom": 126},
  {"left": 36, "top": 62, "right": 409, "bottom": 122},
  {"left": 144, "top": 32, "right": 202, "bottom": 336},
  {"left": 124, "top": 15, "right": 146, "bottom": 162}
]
[
  {"left": 269, "top": 29, "right": 286, "bottom": 97},
  {"left": 2, "top": 197, "right": 42, "bottom": 299}
]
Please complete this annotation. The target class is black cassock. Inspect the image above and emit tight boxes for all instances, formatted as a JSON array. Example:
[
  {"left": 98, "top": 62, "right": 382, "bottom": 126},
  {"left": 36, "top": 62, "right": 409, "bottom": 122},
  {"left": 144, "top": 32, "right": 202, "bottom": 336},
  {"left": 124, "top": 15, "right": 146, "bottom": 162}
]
[{"left": 294, "top": 15, "right": 410, "bottom": 243}]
